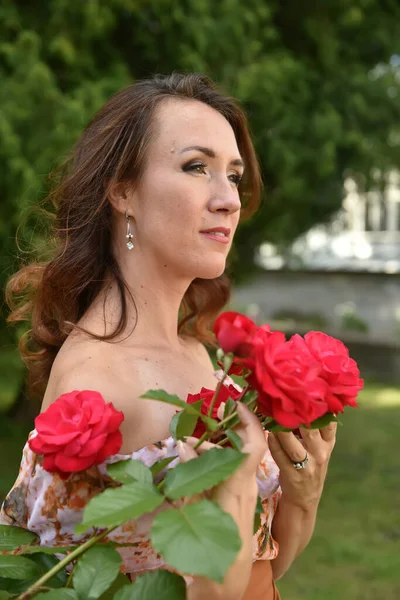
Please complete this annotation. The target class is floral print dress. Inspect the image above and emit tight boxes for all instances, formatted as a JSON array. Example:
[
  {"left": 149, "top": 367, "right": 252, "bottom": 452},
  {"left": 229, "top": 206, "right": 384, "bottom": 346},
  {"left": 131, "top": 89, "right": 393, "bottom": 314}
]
[{"left": 0, "top": 373, "right": 282, "bottom": 580}]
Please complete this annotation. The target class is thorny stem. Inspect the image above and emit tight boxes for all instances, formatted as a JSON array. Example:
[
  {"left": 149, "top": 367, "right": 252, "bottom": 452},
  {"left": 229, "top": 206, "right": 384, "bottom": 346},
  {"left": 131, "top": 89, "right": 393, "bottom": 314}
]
[
  {"left": 207, "top": 372, "right": 228, "bottom": 420},
  {"left": 18, "top": 526, "right": 116, "bottom": 599}
]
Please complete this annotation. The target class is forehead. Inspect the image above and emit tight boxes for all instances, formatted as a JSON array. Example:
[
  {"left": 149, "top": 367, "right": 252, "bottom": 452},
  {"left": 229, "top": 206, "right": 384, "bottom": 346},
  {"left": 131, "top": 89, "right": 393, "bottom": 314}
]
[{"left": 150, "top": 98, "right": 240, "bottom": 158}]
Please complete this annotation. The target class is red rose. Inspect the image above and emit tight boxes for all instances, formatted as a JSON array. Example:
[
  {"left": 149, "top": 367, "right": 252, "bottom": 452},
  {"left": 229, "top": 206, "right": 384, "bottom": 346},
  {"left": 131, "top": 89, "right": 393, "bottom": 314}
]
[
  {"left": 303, "top": 331, "right": 364, "bottom": 413},
  {"left": 29, "top": 390, "right": 124, "bottom": 479},
  {"left": 248, "top": 329, "right": 329, "bottom": 428},
  {"left": 186, "top": 385, "right": 242, "bottom": 437},
  {"left": 213, "top": 311, "right": 259, "bottom": 357}
]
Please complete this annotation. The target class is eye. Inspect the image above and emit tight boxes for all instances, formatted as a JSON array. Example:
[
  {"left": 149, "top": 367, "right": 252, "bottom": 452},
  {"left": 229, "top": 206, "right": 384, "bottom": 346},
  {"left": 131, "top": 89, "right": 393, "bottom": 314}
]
[
  {"left": 182, "top": 161, "right": 207, "bottom": 175},
  {"left": 229, "top": 172, "right": 243, "bottom": 187}
]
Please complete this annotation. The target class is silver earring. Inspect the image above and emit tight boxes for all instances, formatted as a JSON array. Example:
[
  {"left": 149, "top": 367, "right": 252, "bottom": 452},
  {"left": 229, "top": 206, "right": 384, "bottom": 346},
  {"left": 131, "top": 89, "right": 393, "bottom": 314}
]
[{"left": 125, "top": 211, "right": 134, "bottom": 250}]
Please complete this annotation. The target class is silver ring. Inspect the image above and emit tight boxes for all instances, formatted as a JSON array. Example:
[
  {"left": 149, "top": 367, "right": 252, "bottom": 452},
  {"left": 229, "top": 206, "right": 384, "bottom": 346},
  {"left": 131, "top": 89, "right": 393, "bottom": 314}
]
[{"left": 292, "top": 452, "right": 309, "bottom": 470}]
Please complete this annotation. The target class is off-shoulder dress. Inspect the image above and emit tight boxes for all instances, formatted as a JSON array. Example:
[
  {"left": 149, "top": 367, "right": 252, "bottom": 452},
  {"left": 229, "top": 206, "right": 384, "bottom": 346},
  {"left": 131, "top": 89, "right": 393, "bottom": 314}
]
[{"left": 0, "top": 377, "right": 282, "bottom": 598}]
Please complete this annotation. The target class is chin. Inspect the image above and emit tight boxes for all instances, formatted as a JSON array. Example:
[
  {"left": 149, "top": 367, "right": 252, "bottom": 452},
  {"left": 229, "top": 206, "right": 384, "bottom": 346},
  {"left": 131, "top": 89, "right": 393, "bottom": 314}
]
[{"left": 194, "top": 258, "right": 226, "bottom": 280}]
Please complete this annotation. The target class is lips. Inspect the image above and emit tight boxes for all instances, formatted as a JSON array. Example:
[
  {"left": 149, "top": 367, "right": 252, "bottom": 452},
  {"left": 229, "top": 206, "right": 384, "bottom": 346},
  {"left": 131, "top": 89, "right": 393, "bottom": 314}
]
[{"left": 200, "top": 227, "right": 231, "bottom": 238}]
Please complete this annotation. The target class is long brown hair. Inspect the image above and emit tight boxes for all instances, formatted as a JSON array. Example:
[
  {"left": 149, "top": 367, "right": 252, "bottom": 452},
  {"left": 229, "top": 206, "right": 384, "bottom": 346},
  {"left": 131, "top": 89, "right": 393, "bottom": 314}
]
[{"left": 6, "top": 73, "right": 262, "bottom": 398}]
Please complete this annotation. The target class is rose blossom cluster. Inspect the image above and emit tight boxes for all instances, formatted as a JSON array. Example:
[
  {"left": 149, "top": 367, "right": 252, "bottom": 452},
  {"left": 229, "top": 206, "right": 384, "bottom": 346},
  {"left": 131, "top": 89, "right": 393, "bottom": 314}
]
[{"left": 212, "top": 312, "right": 363, "bottom": 429}]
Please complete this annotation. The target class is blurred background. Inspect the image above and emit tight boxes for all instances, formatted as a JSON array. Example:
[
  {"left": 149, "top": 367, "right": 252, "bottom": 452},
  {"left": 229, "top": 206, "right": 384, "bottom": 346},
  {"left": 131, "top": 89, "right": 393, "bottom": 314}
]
[{"left": 0, "top": 1, "right": 399, "bottom": 598}]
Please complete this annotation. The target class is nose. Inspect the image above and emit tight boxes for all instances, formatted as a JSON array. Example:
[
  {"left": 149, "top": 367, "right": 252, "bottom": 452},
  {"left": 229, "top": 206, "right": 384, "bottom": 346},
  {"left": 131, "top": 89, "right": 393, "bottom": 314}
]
[{"left": 208, "top": 177, "right": 241, "bottom": 215}]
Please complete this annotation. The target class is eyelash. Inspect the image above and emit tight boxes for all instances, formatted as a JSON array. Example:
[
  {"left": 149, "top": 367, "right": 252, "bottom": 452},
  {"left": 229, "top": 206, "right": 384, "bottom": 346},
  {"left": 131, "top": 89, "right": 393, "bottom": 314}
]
[{"left": 183, "top": 161, "right": 243, "bottom": 187}]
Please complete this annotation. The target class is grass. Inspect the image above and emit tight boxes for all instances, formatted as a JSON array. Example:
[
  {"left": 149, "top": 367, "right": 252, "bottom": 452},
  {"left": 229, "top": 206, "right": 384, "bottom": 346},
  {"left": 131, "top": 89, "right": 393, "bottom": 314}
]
[
  {"left": 0, "top": 381, "right": 399, "bottom": 599},
  {"left": 276, "top": 382, "right": 400, "bottom": 600}
]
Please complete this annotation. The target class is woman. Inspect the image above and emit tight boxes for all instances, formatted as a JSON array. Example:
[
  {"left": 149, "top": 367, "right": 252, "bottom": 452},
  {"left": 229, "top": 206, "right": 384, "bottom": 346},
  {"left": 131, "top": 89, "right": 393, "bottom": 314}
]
[{"left": 1, "top": 73, "right": 336, "bottom": 599}]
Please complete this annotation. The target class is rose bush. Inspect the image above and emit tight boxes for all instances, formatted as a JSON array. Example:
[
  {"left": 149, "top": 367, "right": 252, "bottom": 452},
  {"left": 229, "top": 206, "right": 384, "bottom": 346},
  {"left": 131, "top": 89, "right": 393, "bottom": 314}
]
[{"left": 28, "top": 390, "right": 124, "bottom": 478}]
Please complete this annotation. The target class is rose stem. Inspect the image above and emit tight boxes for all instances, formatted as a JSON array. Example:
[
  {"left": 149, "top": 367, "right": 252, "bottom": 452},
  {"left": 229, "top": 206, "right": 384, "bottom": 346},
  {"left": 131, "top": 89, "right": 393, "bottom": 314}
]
[
  {"left": 206, "top": 372, "right": 228, "bottom": 419},
  {"left": 192, "top": 372, "right": 228, "bottom": 450},
  {"left": 18, "top": 525, "right": 116, "bottom": 599}
]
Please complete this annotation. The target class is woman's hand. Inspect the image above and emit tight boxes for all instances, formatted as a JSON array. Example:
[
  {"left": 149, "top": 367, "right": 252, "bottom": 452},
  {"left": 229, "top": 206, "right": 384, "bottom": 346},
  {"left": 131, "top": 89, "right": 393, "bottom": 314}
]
[
  {"left": 177, "top": 402, "right": 267, "bottom": 600},
  {"left": 267, "top": 422, "right": 337, "bottom": 510},
  {"left": 179, "top": 401, "right": 267, "bottom": 499}
]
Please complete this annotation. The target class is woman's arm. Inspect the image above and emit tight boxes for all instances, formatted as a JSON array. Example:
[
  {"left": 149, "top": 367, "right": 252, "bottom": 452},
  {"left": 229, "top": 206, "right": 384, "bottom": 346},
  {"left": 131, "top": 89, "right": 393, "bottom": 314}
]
[
  {"left": 266, "top": 423, "right": 337, "bottom": 581},
  {"left": 187, "top": 481, "right": 258, "bottom": 600},
  {"left": 182, "top": 403, "right": 268, "bottom": 600},
  {"left": 270, "top": 494, "right": 319, "bottom": 580}
]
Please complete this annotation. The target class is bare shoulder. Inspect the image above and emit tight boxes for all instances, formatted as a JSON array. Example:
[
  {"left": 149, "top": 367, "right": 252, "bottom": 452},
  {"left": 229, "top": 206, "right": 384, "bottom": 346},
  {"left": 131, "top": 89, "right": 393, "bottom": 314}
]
[
  {"left": 183, "top": 336, "right": 215, "bottom": 370},
  {"left": 41, "top": 337, "right": 151, "bottom": 452},
  {"left": 42, "top": 337, "right": 138, "bottom": 414}
]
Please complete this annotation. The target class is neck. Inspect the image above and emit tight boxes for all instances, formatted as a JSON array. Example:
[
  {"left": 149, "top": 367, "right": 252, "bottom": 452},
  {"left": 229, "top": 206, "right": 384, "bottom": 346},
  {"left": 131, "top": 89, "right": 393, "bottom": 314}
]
[{"left": 93, "top": 249, "right": 192, "bottom": 350}]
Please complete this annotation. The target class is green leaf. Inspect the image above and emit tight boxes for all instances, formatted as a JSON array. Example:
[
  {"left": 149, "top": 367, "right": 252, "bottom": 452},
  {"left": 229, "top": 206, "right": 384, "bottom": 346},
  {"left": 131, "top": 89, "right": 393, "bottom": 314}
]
[
  {"left": 0, "top": 552, "right": 67, "bottom": 593},
  {"left": 151, "top": 500, "right": 241, "bottom": 582},
  {"left": 225, "top": 429, "right": 243, "bottom": 451},
  {"left": 267, "top": 420, "right": 292, "bottom": 433},
  {"left": 253, "top": 495, "right": 263, "bottom": 534},
  {"left": 107, "top": 460, "right": 153, "bottom": 485},
  {"left": 34, "top": 590, "right": 78, "bottom": 599},
  {"left": 18, "top": 545, "right": 77, "bottom": 555},
  {"left": 98, "top": 573, "right": 131, "bottom": 598},
  {"left": 241, "top": 391, "right": 258, "bottom": 407},
  {"left": 0, "top": 555, "right": 40, "bottom": 580},
  {"left": 170, "top": 410, "right": 198, "bottom": 441},
  {"left": 140, "top": 390, "right": 199, "bottom": 414},
  {"left": 267, "top": 413, "right": 338, "bottom": 433},
  {"left": 0, "top": 525, "right": 38, "bottom": 551},
  {"left": 73, "top": 546, "right": 121, "bottom": 599},
  {"left": 198, "top": 414, "right": 220, "bottom": 432},
  {"left": 253, "top": 512, "right": 261, "bottom": 534},
  {"left": 163, "top": 447, "right": 245, "bottom": 500},
  {"left": 138, "top": 390, "right": 221, "bottom": 431},
  {"left": 114, "top": 570, "right": 186, "bottom": 600},
  {"left": 255, "top": 495, "right": 264, "bottom": 514},
  {"left": 223, "top": 397, "right": 237, "bottom": 419},
  {"left": 150, "top": 457, "right": 176, "bottom": 478},
  {"left": 75, "top": 482, "right": 164, "bottom": 533},
  {"left": 308, "top": 413, "right": 338, "bottom": 429}
]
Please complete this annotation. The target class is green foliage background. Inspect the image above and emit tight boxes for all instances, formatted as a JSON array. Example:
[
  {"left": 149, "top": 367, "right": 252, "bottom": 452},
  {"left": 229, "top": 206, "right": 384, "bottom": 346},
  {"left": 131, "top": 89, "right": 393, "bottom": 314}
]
[{"left": 1, "top": 0, "right": 400, "bottom": 394}]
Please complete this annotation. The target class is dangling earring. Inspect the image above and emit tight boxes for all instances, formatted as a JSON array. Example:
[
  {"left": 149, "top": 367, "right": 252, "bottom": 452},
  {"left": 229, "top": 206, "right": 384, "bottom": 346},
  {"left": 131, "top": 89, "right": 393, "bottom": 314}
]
[{"left": 125, "top": 211, "right": 134, "bottom": 250}]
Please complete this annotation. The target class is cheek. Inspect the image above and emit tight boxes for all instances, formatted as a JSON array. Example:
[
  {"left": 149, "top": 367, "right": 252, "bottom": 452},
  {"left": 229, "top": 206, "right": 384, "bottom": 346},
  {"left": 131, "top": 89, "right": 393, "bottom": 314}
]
[{"left": 138, "top": 181, "right": 199, "bottom": 246}]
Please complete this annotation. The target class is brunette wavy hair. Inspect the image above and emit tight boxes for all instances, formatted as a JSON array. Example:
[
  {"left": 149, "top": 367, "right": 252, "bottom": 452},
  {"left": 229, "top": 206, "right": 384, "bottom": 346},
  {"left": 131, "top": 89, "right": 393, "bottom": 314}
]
[{"left": 6, "top": 72, "right": 262, "bottom": 398}]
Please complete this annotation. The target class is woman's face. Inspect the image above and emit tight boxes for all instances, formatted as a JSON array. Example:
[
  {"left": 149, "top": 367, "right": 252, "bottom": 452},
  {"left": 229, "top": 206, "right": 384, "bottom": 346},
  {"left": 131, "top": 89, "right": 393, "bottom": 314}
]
[{"left": 131, "top": 98, "right": 243, "bottom": 280}]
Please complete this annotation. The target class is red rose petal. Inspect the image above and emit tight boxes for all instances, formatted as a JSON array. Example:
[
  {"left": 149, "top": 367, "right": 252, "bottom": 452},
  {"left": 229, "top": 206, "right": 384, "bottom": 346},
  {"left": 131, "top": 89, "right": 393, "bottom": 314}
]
[
  {"left": 80, "top": 433, "right": 107, "bottom": 457},
  {"left": 81, "top": 391, "right": 107, "bottom": 424},
  {"left": 95, "top": 430, "right": 123, "bottom": 463},
  {"left": 36, "top": 431, "right": 81, "bottom": 445},
  {"left": 28, "top": 437, "right": 60, "bottom": 454},
  {"left": 54, "top": 453, "right": 96, "bottom": 473},
  {"left": 63, "top": 437, "right": 83, "bottom": 457},
  {"left": 42, "top": 454, "right": 57, "bottom": 472}
]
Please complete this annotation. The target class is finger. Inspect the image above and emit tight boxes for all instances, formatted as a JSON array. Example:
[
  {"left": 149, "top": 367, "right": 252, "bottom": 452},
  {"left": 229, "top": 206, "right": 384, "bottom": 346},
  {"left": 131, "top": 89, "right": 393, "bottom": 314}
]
[
  {"left": 273, "top": 431, "right": 308, "bottom": 463},
  {"left": 176, "top": 441, "right": 208, "bottom": 505},
  {"left": 320, "top": 421, "right": 337, "bottom": 442},
  {"left": 235, "top": 401, "right": 262, "bottom": 430},
  {"left": 234, "top": 402, "right": 266, "bottom": 442},
  {"left": 298, "top": 426, "right": 321, "bottom": 451},
  {"left": 267, "top": 432, "right": 300, "bottom": 469},
  {"left": 184, "top": 437, "right": 220, "bottom": 452},
  {"left": 176, "top": 440, "right": 198, "bottom": 462}
]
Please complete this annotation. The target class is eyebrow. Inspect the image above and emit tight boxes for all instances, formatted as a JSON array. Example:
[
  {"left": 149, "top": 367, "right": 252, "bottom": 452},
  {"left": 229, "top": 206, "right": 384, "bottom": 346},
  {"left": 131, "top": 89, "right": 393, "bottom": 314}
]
[{"left": 179, "top": 145, "right": 245, "bottom": 168}]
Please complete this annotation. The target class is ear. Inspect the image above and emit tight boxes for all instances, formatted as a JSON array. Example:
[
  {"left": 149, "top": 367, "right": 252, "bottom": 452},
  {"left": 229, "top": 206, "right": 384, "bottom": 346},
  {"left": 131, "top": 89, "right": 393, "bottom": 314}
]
[{"left": 107, "top": 180, "right": 136, "bottom": 216}]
